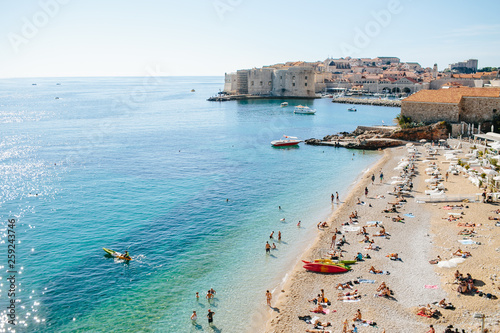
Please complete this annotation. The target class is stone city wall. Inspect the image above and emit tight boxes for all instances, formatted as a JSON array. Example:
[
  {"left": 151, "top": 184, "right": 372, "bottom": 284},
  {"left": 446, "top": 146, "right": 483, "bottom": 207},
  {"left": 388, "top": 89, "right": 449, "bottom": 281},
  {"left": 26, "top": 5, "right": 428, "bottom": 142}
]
[{"left": 401, "top": 101, "right": 459, "bottom": 123}]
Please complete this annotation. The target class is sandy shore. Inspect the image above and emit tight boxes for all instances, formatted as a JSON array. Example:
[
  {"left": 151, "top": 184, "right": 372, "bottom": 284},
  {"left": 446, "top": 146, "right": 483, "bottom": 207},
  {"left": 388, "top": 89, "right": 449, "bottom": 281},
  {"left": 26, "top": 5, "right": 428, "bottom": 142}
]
[{"left": 263, "top": 143, "right": 500, "bottom": 333}]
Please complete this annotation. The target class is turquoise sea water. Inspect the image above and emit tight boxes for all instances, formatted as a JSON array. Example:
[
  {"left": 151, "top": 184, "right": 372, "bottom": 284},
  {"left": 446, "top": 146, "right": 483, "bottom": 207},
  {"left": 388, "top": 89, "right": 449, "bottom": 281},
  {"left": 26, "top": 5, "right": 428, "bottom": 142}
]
[{"left": 0, "top": 77, "right": 400, "bottom": 332}]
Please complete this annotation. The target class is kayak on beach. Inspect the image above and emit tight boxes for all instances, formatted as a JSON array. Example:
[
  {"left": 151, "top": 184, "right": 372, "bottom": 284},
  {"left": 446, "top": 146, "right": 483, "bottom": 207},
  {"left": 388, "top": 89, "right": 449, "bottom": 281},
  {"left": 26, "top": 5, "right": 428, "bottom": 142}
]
[
  {"left": 103, "top": 248, "right": 132, "bottom": 261},
  {"left": 303, "top": 262, "right": 349, "bottom": 273}
]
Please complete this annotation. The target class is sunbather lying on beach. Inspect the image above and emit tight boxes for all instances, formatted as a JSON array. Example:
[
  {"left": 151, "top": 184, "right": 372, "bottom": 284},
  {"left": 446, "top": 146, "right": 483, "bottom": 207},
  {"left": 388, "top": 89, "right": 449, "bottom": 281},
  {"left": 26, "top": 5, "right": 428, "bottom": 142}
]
[
  {"left": 488, "top": 216, "right": 500, "bottom": 220},
  {"left": 453, "top": 248, "right": 471, "bottom": 257},
  {"left": 457, "top": 229, "right": 475, "bottom": 235},
  {"left": 338, "top": 290, "right": 358, "bottom": 297},
  {"left": 445, "top": 215, "right": 462, "bottom": 222},
  {"left": 338, "top": 294, "right": 360, "bottom": 301},
  {"left": 369, "top": 266, "right": 383, "bottom": 274},
  {"left": 337, "top": 282, "right": 354, "bottom": 290},
  {"left": 416, "top": 305, "right": 439, "bottom": 317},
  {"left": 382, "top": 207, "right": 398, "bottom": 213},
  {"left": 349, "top": 211, "right": 358, "bottom": 219},
  {"left": 392, "top": 215, "right": 404, "bottom": 222},
  {"left": 429, "top": 256, "right": 442, "bottom": 264},
  {"left": 456, "top": 222, "right": 479, "bottom": 227},
  {"left": 310, "top": 304, "right": 324, "bottom": 313},
  {"left": 386, "top": 253, "right": 401, "bottom": 261}
]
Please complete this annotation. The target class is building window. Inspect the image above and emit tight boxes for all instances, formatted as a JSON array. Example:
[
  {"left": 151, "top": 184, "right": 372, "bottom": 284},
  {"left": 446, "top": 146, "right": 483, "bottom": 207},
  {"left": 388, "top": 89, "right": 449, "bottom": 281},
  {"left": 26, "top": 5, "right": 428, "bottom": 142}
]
[
  {"left": 292, "top": 83, "right": 295, "bottom": 87},
  {"left": 494, "top": 109, "right": 497, "bottom": 113},
  {"left": 260, "top": 81, "right": 263, "bottom": 86},
  {"left": 305, "top": 76, "right": 308, "bottom": 80},
  {"left": 305, "top": 83, "right": 308, "bottom": 86},
  {"left": 251, "top": 81, "right": 254, "bottom": 86},
  {"left": 292, "top": 76, "right": 295, "bottom": 80}
]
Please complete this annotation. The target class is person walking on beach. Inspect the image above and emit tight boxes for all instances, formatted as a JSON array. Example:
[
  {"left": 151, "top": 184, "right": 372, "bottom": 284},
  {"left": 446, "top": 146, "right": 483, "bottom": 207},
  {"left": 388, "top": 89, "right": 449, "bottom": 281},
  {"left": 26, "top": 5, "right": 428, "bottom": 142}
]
[
  {"left": 379, "top": 171, "right": 384, "bottom": 183},
  {"left": 331, "top": 193, "right": 334, "bottom": 202},
  {"left": 336, "top": 192, "right": 339, "bottom": 201},
  {"left": 265, "top": 241, "right": 271, "bottom": 254},
  {"left": 278, "top": 231, "right": 281, "bottom": 241},
  {"left": 207, "top": 309, "right": 214, "bottom": 326},
  {"left": 266, "top": 290, "right": 272, "bottom": 306},
  {"left": 445, "top": 172, "right": 449, "bottom": 181},
  {"left": 331, "top": 234, "right": 337, "bottom": 248},
  {"left": 371, "top": 174, "right": 375, "bottom": 184},
  {"left": 365, "top": 187, "right": 368, "bottom": 196}
]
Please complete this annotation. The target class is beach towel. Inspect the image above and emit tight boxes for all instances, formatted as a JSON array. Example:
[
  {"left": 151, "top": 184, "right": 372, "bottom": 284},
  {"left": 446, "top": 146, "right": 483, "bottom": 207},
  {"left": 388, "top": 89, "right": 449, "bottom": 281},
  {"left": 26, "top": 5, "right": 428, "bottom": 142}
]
[
  {"left": 366, "top": 221, "right": 381, "bottom": 225},
  {"left": 404, "top": 213, "right": 415, "bottom": 218},
  {"left": 417, "top": 312, "right": 432, "bottom": 318},
  {"left": 342, "top": 226, "right": 360, "bottom": 232},
  {"left": 458, "top": 239, "right": 476, "bottom": 245},
  {"left": 370, "top": 271, "right": 390, "bottom": 275},
  {"left": 424, "top": 285, "right": 439, "bottom": 289},
  {"left": 358, "top": 279, "right": 376, "bottom": 283},
  {"left": 342, "top": 299, "right": 360, "bottom": 302}
]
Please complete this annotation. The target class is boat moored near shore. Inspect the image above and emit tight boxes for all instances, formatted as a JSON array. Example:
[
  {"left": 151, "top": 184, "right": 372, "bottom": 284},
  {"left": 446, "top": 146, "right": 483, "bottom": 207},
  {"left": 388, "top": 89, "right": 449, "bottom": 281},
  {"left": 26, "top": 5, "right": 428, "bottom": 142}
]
[{"left": 271, "top": 135, "right": 302, "bottom": 147}]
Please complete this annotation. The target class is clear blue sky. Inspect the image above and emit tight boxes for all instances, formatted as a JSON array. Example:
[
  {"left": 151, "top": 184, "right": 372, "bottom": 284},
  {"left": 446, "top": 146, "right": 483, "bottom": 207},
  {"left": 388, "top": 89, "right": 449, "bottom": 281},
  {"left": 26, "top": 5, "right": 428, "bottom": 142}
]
[{"left": 0, "top": 0, "right": 499, "bottom": 78}]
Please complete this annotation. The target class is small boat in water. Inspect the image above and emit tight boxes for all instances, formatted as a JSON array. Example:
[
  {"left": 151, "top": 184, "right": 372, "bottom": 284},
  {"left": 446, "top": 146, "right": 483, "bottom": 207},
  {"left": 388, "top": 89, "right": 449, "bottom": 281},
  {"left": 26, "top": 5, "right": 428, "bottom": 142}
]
[
  {"left": 294, "top": 105, "right": 316, "bottom": 114},
  {"left": 280, "top": 102, "right": 288, "bottom": 107},
  {"left": 191, "top": 89, "right": 195, "bottom": 92},
  {"left": 348, "top": 107, "right": 357, "bottom": 112},
  {"left": 271, "top": 135, "right": 302, "bottom": 147},
  {"left": 103, "top": 248, "right": 132, "bottom": 261}
]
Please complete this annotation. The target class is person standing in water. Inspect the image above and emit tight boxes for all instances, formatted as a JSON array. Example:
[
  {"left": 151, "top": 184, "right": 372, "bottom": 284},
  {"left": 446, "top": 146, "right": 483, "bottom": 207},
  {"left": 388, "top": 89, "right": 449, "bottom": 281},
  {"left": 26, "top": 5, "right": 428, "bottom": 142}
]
[
  {"left": 207, "top": 309, "right": 214, "bottom": 326},
  {"left": 266, "top": 290, "right": 272, "bottom": 306},
  {"left": 190, "top": 311, "right": 197, "bottom": 324}
]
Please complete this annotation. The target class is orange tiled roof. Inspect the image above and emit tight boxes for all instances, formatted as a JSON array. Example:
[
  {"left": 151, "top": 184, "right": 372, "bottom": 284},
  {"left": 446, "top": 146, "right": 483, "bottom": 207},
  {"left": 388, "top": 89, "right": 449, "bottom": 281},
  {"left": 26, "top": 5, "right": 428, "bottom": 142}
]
[{"left": 403, "top": 87, "right": 500, "bottom": 104}]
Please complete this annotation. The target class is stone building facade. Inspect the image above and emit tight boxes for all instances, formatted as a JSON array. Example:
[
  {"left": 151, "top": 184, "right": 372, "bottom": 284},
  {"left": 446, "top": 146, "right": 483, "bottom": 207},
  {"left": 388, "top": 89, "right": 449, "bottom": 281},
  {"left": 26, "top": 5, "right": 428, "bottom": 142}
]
[
  {"left": 401, "top": 87, "right": 500, "bottom": 125},
  {"left": 224, "top": 66, "right": 316, "bottom": 97}
]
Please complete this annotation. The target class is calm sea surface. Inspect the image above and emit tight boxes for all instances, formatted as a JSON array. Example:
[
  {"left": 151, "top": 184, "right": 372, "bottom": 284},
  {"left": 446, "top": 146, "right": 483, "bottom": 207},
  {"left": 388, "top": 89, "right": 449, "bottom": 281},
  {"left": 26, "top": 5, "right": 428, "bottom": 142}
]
[{"left": 0, "top": 77, "right": 400, "bottom": 332}]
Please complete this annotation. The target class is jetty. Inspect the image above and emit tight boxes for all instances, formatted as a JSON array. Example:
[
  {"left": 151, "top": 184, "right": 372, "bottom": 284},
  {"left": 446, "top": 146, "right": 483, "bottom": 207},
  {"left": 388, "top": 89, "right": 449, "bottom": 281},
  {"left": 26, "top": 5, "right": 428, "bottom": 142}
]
[
  {"left": 207, "top": 94, "right": 318, "bottom": 102},
  {"left": 332, "top": 97, "right": 401, "bottom": 107}
]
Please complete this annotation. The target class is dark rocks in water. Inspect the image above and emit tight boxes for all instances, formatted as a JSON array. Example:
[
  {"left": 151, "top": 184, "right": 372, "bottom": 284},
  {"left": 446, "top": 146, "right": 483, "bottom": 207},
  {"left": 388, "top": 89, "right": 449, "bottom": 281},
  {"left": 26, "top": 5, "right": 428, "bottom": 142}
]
[{"left": 305, "top": 122, "right": 451, "bottom": 150}]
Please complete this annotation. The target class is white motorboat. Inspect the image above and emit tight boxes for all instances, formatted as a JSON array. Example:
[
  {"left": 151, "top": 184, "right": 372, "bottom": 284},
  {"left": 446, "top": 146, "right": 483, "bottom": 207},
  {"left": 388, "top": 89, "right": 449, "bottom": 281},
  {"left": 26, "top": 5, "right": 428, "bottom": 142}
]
[
  {"left": 280, "top": 102, "right": 288, "bottom": 107},
  {"left": 294, "top": 105, "right": 316, "bottom": 114}
]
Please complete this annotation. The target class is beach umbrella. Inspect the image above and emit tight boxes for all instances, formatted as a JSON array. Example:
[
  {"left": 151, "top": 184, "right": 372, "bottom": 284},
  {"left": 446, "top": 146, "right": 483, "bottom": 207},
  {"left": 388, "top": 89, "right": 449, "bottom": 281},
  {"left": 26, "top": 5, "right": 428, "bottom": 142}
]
[
  {"left": 439, "top": 139, "right": 446, "bottom": 142},
  {"left": 483, "top": 169, "right": 498, "bottom": 176},
  {"left": 449, "top": 257, "right": 466, "bottom": 265},
  {"left": 419, "top": 139, "right": 427, "bottom": 143},
  {"left": 437, "top": 260, "right": 457, "bottom": 268}
]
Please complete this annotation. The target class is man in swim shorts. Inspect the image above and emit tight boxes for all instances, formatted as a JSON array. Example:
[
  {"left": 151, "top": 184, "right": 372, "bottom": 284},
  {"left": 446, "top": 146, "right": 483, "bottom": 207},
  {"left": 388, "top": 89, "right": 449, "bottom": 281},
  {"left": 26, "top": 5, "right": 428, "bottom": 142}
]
[{"left": 207, "top": 309, "right": 214, "bottom": 325}]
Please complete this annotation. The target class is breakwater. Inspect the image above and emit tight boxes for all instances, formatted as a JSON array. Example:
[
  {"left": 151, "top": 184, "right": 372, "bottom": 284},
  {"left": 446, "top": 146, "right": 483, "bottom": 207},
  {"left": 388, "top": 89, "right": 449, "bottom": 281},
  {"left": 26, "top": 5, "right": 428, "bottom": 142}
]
[{"left": 332, "top": 97, "right": 401, "bottom": 107}]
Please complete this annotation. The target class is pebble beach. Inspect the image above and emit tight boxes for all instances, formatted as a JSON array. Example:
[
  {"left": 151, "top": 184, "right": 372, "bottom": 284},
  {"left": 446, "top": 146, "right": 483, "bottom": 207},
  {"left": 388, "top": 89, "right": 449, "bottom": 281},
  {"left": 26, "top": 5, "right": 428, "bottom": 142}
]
[{"left": 263, "top": 142, "right": 500, "bottom": 333}]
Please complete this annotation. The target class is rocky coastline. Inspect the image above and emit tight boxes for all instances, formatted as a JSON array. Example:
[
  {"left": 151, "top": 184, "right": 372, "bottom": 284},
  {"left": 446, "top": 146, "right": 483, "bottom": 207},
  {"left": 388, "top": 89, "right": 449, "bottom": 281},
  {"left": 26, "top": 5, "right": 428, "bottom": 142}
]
[{"left": 305, "top": 122, "right": 450, "bottom": 150}]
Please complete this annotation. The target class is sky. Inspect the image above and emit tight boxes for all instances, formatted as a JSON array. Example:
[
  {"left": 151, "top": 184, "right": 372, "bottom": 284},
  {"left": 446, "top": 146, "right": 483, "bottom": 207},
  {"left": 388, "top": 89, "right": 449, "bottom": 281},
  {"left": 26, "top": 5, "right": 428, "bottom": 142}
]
[{"left": 0, "top": 0, "right": 499, "bottom": 78}]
